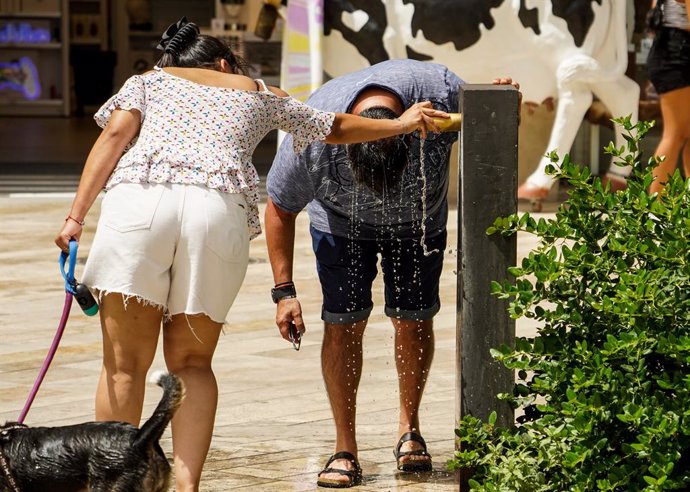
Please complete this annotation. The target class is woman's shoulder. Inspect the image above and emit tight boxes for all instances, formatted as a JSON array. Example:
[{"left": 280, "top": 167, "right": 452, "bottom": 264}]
[{"left": 264, "top": 84, "right": 289, "bottom": 97}]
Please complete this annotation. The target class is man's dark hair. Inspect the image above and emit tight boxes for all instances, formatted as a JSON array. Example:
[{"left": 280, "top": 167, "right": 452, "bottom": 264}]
[{"left": 346, "top": 106, "right": 409, "bottom": 195}]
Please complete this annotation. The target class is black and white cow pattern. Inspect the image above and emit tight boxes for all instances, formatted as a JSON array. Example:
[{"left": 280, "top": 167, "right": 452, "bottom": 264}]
[{"left": 322, "top": 0, "right": 640, "bottom": 187}]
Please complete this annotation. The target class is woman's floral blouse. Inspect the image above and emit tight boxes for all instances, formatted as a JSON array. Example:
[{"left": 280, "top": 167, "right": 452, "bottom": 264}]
[{"left": 95, "top": 67, "right": 335, "bottom": 239}]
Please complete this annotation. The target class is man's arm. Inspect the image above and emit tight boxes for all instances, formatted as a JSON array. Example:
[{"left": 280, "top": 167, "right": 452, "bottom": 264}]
[{"left": 265, "top": 197, "right": 306, "bottom": 340}]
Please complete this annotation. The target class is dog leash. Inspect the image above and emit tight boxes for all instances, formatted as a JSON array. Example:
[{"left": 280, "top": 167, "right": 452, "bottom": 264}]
[{"left": 17, "top": 240, "right": 97, "bottom": 424}]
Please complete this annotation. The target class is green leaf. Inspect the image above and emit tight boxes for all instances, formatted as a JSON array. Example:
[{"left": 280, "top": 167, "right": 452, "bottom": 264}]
[{"left": 450, "top": 119, "right": 690, "bottom": 491}]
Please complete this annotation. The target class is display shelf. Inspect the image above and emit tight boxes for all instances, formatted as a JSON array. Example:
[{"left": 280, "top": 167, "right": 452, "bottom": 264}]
[
  {"left": 0, "top": 0, "right": 69, "bottom": 116},
  {"left": 69, "top": 0, "right": 108, "bottom": 50},
  {"left": 0, "top": 98, "right": 66, "bottom": 115},
  {"left": 0, "top": 42, "right": 62, "bottom": 49},
  {"left": 0, "top": 12, "right": 62, "bottom": 19}
]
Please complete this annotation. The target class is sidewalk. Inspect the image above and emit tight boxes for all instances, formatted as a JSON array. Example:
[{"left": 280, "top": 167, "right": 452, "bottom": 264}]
[{"left": 0, "top": 193, "right": 544, "bottom": 490}]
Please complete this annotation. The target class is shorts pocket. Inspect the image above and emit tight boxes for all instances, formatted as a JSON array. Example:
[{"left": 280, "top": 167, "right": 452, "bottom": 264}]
[
  {"left": 204, "top": 192, "right": 249, "bottom": 263},
  {"left": 102, "top": 183, "right": 165, "bottom": 233}
]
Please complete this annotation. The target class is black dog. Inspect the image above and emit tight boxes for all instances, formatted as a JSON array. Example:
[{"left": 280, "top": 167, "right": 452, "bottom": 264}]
[{"left": 0, "top": 372, "right": 183, "bottom": 492}]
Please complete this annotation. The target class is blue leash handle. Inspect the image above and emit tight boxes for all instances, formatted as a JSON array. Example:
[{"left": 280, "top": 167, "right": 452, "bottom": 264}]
[
  {"left": 59, "top": 240, "right": 98, "bottom": 315},
  {"left": 59, "top": 239, "right": 78, "bottom": 295}
]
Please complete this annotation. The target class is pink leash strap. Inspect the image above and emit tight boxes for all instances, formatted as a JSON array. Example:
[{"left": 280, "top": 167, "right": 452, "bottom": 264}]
[
  {"left": 17, "top": 240, "right": 78, "bottom": 424},
  {"left": 17, "top": 294, "right": 72, "bottom": 423}
]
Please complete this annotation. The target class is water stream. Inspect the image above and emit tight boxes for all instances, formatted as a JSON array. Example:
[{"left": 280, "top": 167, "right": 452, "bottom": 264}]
[{"left": 418, "top": 138, "right": 439, "bottom": 257}]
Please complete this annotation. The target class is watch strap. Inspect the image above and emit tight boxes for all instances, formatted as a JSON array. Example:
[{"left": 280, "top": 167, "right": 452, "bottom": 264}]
[{"left": 272, "top": 283, "right": 297, "bottom": 303}]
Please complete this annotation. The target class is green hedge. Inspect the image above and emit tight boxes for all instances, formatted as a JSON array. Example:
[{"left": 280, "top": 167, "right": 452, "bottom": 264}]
[{"left": 448, "top": 118, "right": 690, "bottom": 491}]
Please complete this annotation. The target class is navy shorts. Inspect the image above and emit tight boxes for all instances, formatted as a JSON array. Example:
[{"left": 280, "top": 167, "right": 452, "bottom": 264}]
[
  {"left": 310, "top": 226, "right": 447, "bottom": 324},
  {"left": 647, "top": 27, "right": 690, "bottom": 94}
]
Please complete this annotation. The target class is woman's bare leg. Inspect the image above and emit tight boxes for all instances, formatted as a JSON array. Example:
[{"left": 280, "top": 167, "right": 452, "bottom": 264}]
[
  {"left": 96, "top": 293, "right": 163, "bottom": 425},
  {"left": 163, "top": 313, "right": 223, "bottom": 492}
]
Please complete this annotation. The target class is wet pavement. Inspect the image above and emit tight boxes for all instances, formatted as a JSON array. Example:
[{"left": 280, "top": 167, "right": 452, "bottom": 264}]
[{"left": 0, "top": 192, "right": 545, "bottom": 490}]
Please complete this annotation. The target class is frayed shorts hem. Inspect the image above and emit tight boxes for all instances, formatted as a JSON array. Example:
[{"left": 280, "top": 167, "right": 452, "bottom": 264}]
[
  {"left": 91, "top": 288, "right": 228, "bottom": 324},
  {"left": 91, "top": 287, "right": 166, "bottom": 313}
]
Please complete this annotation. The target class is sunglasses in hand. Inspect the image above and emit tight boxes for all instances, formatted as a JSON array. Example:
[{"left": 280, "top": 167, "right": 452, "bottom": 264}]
[{"left": 288, "top": 322, "right": 301, "bottom": 351}]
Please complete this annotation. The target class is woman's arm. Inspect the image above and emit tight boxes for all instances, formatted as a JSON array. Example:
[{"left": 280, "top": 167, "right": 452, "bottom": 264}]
[
  {"left": 325, "top": 101, "right": 447, "bottom": 144},
  {"left": 54, "top": 109, "right": 141, "bottom": 251}
]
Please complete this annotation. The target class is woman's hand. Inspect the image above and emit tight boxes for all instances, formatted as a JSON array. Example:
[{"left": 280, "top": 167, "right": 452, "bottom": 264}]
[
  {"left": 398, "top": 101, "right": 448, "bottom": 139},
  {"left": 55, "top": 217, "right": 83, "bottom": 253}
]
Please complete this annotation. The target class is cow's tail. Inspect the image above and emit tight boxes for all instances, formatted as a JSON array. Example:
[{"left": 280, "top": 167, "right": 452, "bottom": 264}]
[{"left": 557, "top": 0, "right": 629, "bottom": 87}]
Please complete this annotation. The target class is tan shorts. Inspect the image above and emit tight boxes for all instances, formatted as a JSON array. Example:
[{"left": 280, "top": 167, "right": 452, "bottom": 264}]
[{"left": 82, "top": 183, "right": 250, "bottom": 323}]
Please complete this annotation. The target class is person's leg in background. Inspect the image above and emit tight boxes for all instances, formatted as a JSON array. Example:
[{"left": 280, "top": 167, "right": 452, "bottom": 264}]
[
  {"left": 682, "top": 140, "right": 690, "bottom": 179},
  {"left": 96, "top": 294, "right": 163, "bottom": 425},
  {"left": 649, "top": 86, "right": 690, "bottom": 194},
  {"left": 163, "top": 314, "right": 223, "bottom": 492}
]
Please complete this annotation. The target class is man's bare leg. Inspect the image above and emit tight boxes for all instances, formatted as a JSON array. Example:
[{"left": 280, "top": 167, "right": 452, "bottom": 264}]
[
  {"left": 318, "top": 320, "right": 367, "bottom": 485},
  {"left": 393, "top": 318, "right": 434, "bottom": 468}
]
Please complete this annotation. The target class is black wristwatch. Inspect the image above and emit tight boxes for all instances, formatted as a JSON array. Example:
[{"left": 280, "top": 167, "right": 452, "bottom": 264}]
[{"left": 271, "top": 283, "right": 297, "bottom": 303}]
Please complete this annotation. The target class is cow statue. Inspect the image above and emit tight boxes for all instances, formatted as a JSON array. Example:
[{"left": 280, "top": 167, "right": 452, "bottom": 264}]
[{"left": 317, "top": 0, "right": 640, "bottom": 210}]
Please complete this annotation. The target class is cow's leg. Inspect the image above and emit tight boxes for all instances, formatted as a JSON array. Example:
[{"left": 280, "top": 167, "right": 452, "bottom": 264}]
[
  {"left": 591, "top": 76, "right": 641, "bottom": 186},
  {"left": 518, "top": 83, "right": 593, "bottom": 207}
]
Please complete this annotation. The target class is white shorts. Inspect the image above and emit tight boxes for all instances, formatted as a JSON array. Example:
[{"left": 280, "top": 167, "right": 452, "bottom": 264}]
[{"left": 82, "top": 183, "right": 250, "bottom": 323}]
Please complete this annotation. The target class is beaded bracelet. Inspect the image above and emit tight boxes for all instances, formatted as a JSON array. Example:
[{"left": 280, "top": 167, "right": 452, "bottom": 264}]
[{"left": 65, "top": 215, "right": 85, "bottom": 226}]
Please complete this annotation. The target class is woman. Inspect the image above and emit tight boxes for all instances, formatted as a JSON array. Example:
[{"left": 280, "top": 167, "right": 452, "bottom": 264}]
[
  {"left": 647, "top": 0, "right": 690, "bottom": 193},
  {"left": 53, "top": 17, "right": 447, "bottom": 491}
]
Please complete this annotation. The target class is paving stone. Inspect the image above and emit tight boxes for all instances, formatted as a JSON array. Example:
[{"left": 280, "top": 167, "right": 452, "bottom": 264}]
[{"left": 0, "top": 193, "right": 547, "bottom": 489}]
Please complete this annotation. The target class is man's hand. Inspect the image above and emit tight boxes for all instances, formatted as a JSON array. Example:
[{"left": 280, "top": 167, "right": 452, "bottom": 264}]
[
  {"left": 276, "top": 297, "right": 306, "bottom": 342},
  {"left": 492, "top": 77, "right": 522, "bottom": 124}
]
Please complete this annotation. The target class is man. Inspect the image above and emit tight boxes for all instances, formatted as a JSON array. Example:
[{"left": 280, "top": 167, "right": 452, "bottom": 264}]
[{"left": 265, "top": 58, "right": 516, "bottom": 488}]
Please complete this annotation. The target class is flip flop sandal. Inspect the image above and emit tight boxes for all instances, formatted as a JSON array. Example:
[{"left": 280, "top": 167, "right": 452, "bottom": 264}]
[
  {"left": 317, "top": 451, "right": 363, "bottom": 488},
  {"left": 394, "top": 432, "right": 433, "bottom": 472}
]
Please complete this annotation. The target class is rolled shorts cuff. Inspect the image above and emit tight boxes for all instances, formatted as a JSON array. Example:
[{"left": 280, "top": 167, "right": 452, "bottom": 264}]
[
  {"left": 385, "top": 302, "right": 440, "bottom": 321},
  {"left": 322, "top": 304, "right": 373, "bottom": 324}
]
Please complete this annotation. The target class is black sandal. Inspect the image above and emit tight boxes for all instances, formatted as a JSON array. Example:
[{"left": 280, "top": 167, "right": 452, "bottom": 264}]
[
  {"left": 317, "top": 451, "right": 363, "bottom": 488},
  {"left": 394, "top": 432, "right": 432, "bottom": 472}
]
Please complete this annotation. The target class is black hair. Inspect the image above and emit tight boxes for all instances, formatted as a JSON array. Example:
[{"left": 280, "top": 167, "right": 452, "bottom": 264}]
[
  {"left": 346, "top": 106, "right": 409, "bottom": 195},
  {"left": 156, "top": 19, "right": 250, "bottom": 75}
]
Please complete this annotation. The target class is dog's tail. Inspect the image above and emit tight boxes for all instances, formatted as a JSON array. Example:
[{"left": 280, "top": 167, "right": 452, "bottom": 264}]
[{"left": 133, "top": 371, "right": 184, "bottom": 449}]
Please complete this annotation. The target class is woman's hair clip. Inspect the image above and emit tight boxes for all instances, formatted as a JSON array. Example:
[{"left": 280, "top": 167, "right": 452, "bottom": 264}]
[{"left": 157, "top": 16, "right": 199, "bottom": 54}]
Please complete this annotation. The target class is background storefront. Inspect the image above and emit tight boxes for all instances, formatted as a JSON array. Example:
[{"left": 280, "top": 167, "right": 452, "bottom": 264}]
[{"left": 0, "top": 0, "right": 664, "bottom": 193}]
